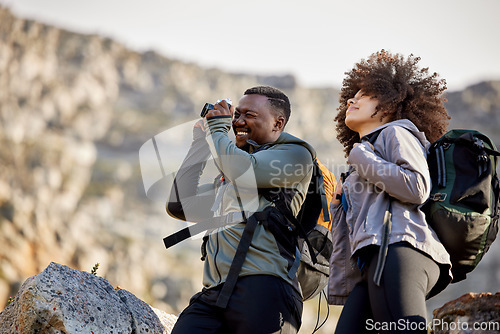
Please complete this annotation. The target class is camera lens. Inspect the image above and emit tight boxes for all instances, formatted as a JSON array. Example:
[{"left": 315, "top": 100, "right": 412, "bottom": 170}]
[
  {"left": 200, "top": 99, "right": 231, "bottom": 118},
  {"left": 200, "top": 103, "right": 214, "bottom": 117}
]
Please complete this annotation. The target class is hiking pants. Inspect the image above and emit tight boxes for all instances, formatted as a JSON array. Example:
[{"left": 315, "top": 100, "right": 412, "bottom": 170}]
[
  {"left": 335, "top": 243, "right": 440, "bottom": 334},
  {"left": 172, "top": 275, "right": 303, "bottom": 334}
]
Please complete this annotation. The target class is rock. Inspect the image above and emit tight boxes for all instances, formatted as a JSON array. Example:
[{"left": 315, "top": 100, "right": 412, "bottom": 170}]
[
  {"left": 0, "top": 262, "right": 177, "bottom": 333},
  {"left": 432, "top": 292, "right": 500, "bottom": 334}
]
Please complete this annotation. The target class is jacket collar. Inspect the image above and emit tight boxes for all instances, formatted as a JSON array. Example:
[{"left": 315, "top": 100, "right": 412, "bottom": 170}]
[
  {"left": 361, "top": 119, "right": 429, "bottom": 149},
  {"left": 247, "top": 132, "right": 317, "bottom": 159}
]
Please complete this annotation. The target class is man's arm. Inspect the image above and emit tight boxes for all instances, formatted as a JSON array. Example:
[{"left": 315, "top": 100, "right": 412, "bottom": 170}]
[
  {"left": 166, "top": 122, "right": 216, "bottom": 222},
  {"left": 206, "top": 117, "right": 312, "bottom": 189}
]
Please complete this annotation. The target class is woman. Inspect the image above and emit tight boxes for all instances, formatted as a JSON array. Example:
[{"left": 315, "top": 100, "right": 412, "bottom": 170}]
[{"left": 330, "top": 50, "right": 452, "bottom": 333}]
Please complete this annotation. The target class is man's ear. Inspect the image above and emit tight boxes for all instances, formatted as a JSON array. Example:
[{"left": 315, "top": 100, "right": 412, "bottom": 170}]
[{"left": 274, "top": 115, "right": 286, "bottom": 132}]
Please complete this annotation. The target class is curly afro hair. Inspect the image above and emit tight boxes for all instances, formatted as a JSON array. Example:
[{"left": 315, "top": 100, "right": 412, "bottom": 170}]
[{"left": 335, "top": 49, "right": 450, "bottom": 156}]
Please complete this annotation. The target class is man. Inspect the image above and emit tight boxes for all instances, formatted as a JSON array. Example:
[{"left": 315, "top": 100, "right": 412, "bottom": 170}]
[{"left": 167, "top": 86, "right": 314, "bottom": 333}]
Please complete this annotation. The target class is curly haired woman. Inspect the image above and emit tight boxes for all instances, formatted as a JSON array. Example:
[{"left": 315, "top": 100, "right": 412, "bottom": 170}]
[{"left": 329, "top": 50, "right": 452, "bottom": 334}]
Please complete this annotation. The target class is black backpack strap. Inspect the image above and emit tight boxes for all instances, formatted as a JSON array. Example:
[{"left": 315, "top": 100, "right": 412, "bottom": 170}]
[
  {"left": 266, "top": 191, "right": 318, "bottom": 265},
  {"left": 445, "top": 133, "right": 500, "bottom": 156},
  {"left": 215, "top": 210, "right": 269, "bottom": 308},
  {"left": 435, "top": 144, "right": 447, "bottom": 188},
  {"left": 433, "top": 133, "right": 500, "bottom": 188},
  {"left": 163, "top": 216, "right": 222, "bottom": 249},
  {"left": 200, "top": 234, "right": 209, "bottom": 261},
  {"left": 163, "top": 212, "right": 244, "bottom": 249}
]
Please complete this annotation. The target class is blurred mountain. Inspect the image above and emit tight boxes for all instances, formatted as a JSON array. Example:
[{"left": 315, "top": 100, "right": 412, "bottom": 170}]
[
  {"left": 445, "top": 81, "right": 500, "bottom": 144},
  {"left": 0, "top": 5, "right": 499, "bottom": 332}
]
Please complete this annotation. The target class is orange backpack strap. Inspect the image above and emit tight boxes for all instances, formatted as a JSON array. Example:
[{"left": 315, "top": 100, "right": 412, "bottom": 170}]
[{"left": 315, "top": 159, "right": 337, "bottom": 230}]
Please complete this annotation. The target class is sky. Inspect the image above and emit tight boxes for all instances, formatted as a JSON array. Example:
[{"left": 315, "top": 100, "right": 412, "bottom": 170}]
[{"left": 2, "top": 0, "right": 500, "bottom": 91}]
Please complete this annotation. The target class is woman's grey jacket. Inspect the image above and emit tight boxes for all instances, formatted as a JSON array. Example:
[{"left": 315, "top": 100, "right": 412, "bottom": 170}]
[{"left": 328, "top": 120, "right": 452, "bottom": 305}]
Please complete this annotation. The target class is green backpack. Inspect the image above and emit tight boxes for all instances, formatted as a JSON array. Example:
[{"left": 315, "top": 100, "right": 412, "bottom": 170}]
[{"left": 424, "top": 129, "right": 500, "bottom": 282}]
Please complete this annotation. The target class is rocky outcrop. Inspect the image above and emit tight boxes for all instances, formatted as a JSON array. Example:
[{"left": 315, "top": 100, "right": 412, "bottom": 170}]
[
  {"left": 0, "top": 262, "right": 177, "bottom": 333},
  {"left": 432, "top": 292, "right": 500, "bottom": 334}
]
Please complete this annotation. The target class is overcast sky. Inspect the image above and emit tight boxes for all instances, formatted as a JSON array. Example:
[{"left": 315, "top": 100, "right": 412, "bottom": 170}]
[{"left": 2, "top": 0, "right": 500, "bottom": 91}]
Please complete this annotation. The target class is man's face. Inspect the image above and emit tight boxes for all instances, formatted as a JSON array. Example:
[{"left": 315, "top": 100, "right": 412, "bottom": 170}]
[{"left": 232, "top": 94, "right": 283, "bottom": 149}]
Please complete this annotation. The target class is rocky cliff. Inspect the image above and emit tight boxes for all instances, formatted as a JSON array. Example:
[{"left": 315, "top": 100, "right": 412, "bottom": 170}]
[{"left": 1, "top": 5, "right": 499, "bottom": 331}]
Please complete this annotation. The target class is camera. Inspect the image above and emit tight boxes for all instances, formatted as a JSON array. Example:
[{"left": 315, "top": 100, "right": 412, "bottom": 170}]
[{"left": 200, "top": 98, "right": 232, "bottom": 117}]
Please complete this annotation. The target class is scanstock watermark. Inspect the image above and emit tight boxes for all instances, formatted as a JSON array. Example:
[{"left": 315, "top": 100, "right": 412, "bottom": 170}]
[{"left": 365, "top": 318, "right": 500, "bottom": 332}]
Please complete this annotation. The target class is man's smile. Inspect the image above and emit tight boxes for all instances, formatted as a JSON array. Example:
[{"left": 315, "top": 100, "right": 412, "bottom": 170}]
[{"left": 235, "top": 129, "right": 249, "bottom": 139}]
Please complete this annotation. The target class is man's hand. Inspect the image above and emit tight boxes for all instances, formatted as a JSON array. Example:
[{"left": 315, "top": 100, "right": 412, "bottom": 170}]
[
  {"left": 194, "top": 118, "right": 207, "bottom": 131},
  {"left": 193, "top": 118, "right": 207, "bottom": 140},
  {"left": 205, "top": 99, "right": 234, "bottom": 118}
]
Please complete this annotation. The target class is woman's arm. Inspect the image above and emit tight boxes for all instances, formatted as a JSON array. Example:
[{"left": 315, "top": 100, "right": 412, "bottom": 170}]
[{"left": 347, "top": 126, "right": 430, "bottom": 204}]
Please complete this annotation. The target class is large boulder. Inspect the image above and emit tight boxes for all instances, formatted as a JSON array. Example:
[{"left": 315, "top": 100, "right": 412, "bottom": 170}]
[
  {"left": 432, "top": 292, "right": 500, "bottom": 334},
  {"left": 0, "top": 262, "right": 177, "bottom": 333}
]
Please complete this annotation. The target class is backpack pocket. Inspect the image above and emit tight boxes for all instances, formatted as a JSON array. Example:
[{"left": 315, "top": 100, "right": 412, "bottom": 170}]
[
  {"left": 297, "top": 224, "right": 332, "bottom": 300},
  {"left": 429, "top": 204, "right": 491, "bottom": 282},
  {"left": 449, "top": 143, "right": 491, "bottom": 213}
]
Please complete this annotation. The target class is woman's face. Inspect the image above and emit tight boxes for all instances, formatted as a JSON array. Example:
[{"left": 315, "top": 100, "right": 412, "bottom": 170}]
[{"left": 345, "top": 90, "right": 388, "bottom": 137}]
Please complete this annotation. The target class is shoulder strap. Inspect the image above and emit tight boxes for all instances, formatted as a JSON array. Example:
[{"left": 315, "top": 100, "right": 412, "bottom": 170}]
[
  {"left": 215, "top": 210, "right": 269, "bottom": 308},
  {"left": 163, "top": 212, "right": 244, "bottom": 249},
  {"left": 315, "top": 160, "right": 331, "bottom": 223},
  {"left": 163, "top": 174, "right": 239, "bottom": 249},
  {"left": 431, "top": 131, "right": 500, "bottom": 188},
  {"left": 442, "top": 134, "right": 500, "bottom": 157},
  {"left": 265, "top": 191, "right": 318, "bottom": 264}
]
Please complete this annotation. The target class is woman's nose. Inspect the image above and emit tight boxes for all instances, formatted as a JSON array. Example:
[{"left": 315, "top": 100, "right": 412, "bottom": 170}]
[{"left": 347, "top": 98, "right": 355, "bottom": 106}]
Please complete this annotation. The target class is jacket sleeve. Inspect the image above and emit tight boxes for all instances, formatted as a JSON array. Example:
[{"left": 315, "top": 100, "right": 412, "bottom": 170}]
[
  {"left": 206, "top": 117, "right": 313, "bottom": 189},
  {"left": 166, "top": 126, "right": 216, "bottom": 222},
  {"left": 347, "top": 126, "right": 430, "bottom": 204}
]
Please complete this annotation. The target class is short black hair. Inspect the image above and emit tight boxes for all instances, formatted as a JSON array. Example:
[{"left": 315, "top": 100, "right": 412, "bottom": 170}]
[{"left": 244, "top": 86, "right": 291, "bottom": 125}]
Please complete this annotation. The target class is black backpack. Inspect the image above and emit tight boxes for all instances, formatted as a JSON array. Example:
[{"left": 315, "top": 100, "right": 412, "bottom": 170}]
[
  {"left": 424, "top": 129, "right": 500, "bottom": 282},
  {"left": 262, "top": 158, "right": 335, "bottom": 301},
  {"left": 369, "top": 128, "right": 499, "bottom": 285}
]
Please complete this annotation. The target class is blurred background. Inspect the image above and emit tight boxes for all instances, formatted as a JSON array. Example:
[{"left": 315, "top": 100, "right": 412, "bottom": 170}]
[{"left": 0, "top": 1, "right": 499, "bottom": 332}]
